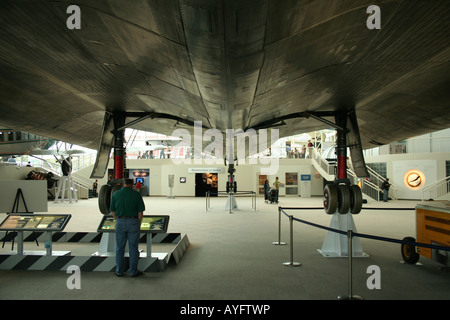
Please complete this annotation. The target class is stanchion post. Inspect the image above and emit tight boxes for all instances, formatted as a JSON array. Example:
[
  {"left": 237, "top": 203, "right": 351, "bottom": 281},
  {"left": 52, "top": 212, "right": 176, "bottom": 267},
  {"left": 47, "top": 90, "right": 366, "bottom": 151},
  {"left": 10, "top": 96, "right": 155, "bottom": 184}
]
[
  {"left": 273, "top": 206, "right": 286, "bottom": 245},
  {"left": 45, "top": 231, "right": 52, "bottom": 256},
  {"left": 283, "top": 215, "right": 301, "bottom": 267},
  {"left": 17, "top": 231, "right": 24, "bottom": 255},
  {"left": 338, "top": 230, "right": 362, "bottom": 300}
]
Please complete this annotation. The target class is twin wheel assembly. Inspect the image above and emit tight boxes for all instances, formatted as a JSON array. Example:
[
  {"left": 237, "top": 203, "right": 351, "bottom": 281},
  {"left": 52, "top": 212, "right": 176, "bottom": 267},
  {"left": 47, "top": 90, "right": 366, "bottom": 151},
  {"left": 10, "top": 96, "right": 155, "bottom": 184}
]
[
  {"left": 323, "top": 183, "right": 363, "bottom": 215},
  {"left": 225, "top": 181, "right": 237, "bottom": 193}
]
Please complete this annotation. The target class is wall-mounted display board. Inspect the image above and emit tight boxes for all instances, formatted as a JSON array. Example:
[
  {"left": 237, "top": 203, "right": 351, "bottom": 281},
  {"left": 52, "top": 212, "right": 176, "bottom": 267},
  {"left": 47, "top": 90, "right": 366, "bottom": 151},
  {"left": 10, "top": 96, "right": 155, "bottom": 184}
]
[{"left": 97, "top": 215, "right": 170, "bottom": 233}]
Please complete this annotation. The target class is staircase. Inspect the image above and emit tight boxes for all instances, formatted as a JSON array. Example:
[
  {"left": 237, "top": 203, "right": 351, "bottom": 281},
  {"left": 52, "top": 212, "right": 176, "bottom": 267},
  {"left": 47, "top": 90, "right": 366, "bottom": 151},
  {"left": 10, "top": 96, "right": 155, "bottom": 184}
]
[
  {"left": 310, "top": 148, "right": 335, "bottom": 181},
  {"left": 38, "top": 159, "right": 92, "bottom": 199},
  {"left": 311, "top": 147, "right": 397, "bottom": 201}
]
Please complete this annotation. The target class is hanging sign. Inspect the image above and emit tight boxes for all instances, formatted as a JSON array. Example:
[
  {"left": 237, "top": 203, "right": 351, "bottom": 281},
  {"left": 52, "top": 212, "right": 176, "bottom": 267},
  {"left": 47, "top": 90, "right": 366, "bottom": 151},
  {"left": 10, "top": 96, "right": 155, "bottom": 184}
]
[{"left": 188, "top": 168, "right": 225, "bottom": 174}]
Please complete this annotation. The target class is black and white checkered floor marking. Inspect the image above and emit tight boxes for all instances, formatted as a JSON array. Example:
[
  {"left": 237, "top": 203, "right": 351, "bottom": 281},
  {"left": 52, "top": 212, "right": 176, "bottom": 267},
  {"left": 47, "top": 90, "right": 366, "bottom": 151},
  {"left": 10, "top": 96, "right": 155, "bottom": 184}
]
[
  {"left": 0, "top": 254, "right": 163, "bottom": 272},
  {"left": 0, "top": 232, "right": 189, "bottom": 272},
  {"left": 1, "top": 231, "right": 181, "bottom": 244}
]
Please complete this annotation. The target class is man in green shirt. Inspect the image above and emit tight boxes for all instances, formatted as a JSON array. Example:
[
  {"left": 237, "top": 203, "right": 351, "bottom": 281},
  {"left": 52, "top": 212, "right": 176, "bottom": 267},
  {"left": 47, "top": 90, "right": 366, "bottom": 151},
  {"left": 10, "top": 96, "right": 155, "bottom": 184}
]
[{"left": 110, "top": 178, "right": 145, "bottom": 277}]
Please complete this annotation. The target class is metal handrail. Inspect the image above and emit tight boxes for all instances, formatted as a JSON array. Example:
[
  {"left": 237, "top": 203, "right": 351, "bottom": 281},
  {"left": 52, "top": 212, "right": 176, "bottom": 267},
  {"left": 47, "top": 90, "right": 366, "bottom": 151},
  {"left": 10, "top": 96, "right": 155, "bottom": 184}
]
[{"left": 422, "top": 176, "right": 450, "bottom": 200}]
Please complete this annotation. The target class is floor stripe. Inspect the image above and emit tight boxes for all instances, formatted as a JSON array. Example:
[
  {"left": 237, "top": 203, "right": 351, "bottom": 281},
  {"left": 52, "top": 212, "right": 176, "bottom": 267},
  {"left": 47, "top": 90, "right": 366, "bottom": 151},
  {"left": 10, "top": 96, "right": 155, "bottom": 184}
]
[
  {"left": 80, "top": 256, "right": 106, "bottom": 272},
  {"left": 1, "top": 232, "right": 182, "bottom": 243},
  {"left": 12, "top": 255, "right": 41, "bottom": 270},
  {"left": 44, "top": 256, "right": 74, "bottom": 271},
  {"left": 93, "top": 257, "right": 116, "bottom": 272},
  {"left": 52, "top": 232, "right": 68, "bottom": 242},
  {"left": 161, "top": 233, "right": 181, "bottom": 243}
]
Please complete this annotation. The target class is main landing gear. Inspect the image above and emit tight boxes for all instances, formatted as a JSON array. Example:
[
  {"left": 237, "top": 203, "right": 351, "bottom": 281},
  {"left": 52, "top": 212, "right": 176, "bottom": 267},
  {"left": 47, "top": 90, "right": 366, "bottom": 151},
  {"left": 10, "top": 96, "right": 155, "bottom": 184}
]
[
  {"left": 92, "top": 111, "right": 204, "bottom": 215},
  {"left": 98, "top": 112, "right": 126, "bottom": 215},
  {"left": 324, "top": 183, "right": 363, "bottom": 215},
  {"left": 322, "top": 110, "right": 365, "bottom": 216},
  {"left": 303, "top": 109, "right": 369, "bottom": 261}
]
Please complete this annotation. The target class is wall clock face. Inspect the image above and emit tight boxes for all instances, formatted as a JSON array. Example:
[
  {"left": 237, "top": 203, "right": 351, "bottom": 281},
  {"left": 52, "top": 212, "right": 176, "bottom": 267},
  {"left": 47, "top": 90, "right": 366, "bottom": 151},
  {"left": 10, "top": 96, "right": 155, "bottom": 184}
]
[{"left": 403, "top": 169, "right": 425, "bottom": 190}]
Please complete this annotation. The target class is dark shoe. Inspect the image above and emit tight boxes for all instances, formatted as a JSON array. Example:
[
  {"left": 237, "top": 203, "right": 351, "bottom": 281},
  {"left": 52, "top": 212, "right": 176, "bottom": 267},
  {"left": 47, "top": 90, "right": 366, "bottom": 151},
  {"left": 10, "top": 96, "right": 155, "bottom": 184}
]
[
  {"left": 115, "top": 272, "right": 123, "bottom": 277},
  {"left": 130, "top": 271, "right": 143, "bottom": 277}
]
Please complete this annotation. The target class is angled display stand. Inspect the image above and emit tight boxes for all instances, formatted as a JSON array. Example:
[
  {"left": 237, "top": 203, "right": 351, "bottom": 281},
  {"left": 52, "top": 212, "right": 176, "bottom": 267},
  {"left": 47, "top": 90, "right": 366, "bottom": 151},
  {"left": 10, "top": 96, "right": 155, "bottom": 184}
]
[
  {"left": 0, "top": 213, "right": 72, "bottom": 256},
  {"left": 94, "top": 215, "right": 175, "bottom": 272},
  {"left": 0, "top": 214, "right": 189, "bottom": 273},
  {"left": 96, "top": 215, "right": 170, "bottom": 257}
]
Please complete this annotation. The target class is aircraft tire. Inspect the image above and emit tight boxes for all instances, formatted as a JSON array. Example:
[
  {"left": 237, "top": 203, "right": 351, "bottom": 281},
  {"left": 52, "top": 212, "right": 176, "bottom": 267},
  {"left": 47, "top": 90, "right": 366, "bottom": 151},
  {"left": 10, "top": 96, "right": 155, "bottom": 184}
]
[
  {"left": 349, "top": 185, "right": 363, "bottom": 214},
  {"left": 233, "top": 181, "right": 237, "bottom": 193},
  {"left": 98, "top": 184, "right": 112, "bottom": 215},
  {"left": 401, "top": 237, "right": 420, "bottom": 264},
  {"left": 323, "top": 184, "right": 338, "bottom": 214},
  {"left": 337, "top": 184, "right": 351, "bottom": 214},
  {"left": 226, "top": 182, "right": 230, "bottom": 193}
]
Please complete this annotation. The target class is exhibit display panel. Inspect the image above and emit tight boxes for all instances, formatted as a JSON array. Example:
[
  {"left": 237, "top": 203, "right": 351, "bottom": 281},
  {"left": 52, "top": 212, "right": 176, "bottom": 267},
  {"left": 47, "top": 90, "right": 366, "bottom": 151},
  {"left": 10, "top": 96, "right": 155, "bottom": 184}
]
[
  {"left": 97, "top": 215, "right": 170, "bottom": 233},
  {"left": 0, "top": 214, "right": 72, "bottom": 257},
  {"left": 0, "top": 214, "right": 71, "bottom": 232}
]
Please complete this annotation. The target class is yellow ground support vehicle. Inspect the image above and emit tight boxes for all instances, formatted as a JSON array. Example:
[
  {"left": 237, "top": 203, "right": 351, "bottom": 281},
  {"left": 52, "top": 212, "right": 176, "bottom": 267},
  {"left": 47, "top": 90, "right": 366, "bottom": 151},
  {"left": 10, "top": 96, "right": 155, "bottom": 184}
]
[{"left": 401, "top": 201, "right": 450, "bottom": 266}]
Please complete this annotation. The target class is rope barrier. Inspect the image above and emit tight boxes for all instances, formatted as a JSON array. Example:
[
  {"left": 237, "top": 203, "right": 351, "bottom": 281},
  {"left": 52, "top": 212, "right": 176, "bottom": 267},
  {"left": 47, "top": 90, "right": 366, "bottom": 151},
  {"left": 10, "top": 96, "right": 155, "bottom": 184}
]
[
  {"left": 205, "top": 191, "right": 257, "bottom": 212},
  {"left": 208, "top": 191, "right": 256, "bottom": 196},
  {"left": 279, "top": 207, "right": 450, "bottom": 252},
  {"left": 276, "top": 205, "right": 449, "bottom": 300},
  {"left": 359, "top": 207, "right": 416, "bottom": 210},
  {"left": 280, "top": 206, "right": 416, "bottom": 211}
]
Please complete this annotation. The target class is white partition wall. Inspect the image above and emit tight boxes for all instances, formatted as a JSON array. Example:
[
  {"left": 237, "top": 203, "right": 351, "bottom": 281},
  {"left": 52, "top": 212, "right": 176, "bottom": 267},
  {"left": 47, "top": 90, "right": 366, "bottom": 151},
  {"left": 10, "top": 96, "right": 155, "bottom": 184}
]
[{"left": 0, "top": 180, "right": 48, "bottom": 213}]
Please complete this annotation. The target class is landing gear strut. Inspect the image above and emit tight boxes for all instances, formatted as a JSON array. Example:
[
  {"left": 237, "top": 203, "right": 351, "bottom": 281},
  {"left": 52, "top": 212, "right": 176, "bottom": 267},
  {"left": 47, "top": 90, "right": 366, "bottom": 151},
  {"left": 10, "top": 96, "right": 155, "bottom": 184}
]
[
  {"left": 319, "top": 110, "right": 368, "bottom": 259},
  {"left": 323, "top": 110, "right": 363, "bottom": 215},
  {"left": 98, "top": 112, "right": 126, "bottom": 215},
  {"left": 225, "top": 163, "right": 237, "bottom": 193}
]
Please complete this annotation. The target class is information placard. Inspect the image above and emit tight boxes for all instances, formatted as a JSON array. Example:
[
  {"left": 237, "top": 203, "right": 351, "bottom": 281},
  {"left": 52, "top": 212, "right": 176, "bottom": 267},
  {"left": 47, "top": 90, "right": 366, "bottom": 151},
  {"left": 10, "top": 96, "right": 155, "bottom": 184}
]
[
  {"left": 0, "top": 214, "right": 71, "bottom": 232},
  {"left": 97, "top": 215, "right": 170, "bottom": 233}
]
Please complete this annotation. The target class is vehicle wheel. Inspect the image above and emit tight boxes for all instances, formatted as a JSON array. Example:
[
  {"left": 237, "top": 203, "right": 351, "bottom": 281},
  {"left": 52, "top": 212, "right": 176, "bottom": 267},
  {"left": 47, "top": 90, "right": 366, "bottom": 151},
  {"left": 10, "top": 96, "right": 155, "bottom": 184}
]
[
  {"left": 323, "top": 184, "right": 338, "bottom": 214},
  {"left": 98, "top": 184, "right": 112, "bottom": 215},
  {"left": 401, "top": 237, "right": 420, "bottom": 264},
  {"left": 337, "top": 184, "right": 351, "bottom": 214},
  {"left": 233, "top": 181, "right": 237, "bottom": 193},
  {"left": 226, "top": 181, "right": 230, "bottom": 193},
  {"left": 349, "top": 185, "right": 363, "bottom": 214}
]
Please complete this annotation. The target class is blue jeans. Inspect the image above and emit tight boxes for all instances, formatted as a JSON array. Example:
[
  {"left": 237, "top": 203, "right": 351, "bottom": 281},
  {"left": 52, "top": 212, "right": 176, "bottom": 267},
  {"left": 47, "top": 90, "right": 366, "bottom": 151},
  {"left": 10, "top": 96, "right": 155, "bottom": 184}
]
[
  {"left": 383, "top": 189, "right": 389, "bottom": 201},
  {"left": 115, "top": 218, "right": 141, "bottom": 275}
]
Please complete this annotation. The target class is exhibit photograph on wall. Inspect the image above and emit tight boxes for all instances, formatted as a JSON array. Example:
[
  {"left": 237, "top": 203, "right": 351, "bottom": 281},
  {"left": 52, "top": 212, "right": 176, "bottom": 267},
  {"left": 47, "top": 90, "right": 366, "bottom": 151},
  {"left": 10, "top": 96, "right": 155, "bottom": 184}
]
[{"left": 107, "top": 169, "right": 150, "bottom": 196}]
